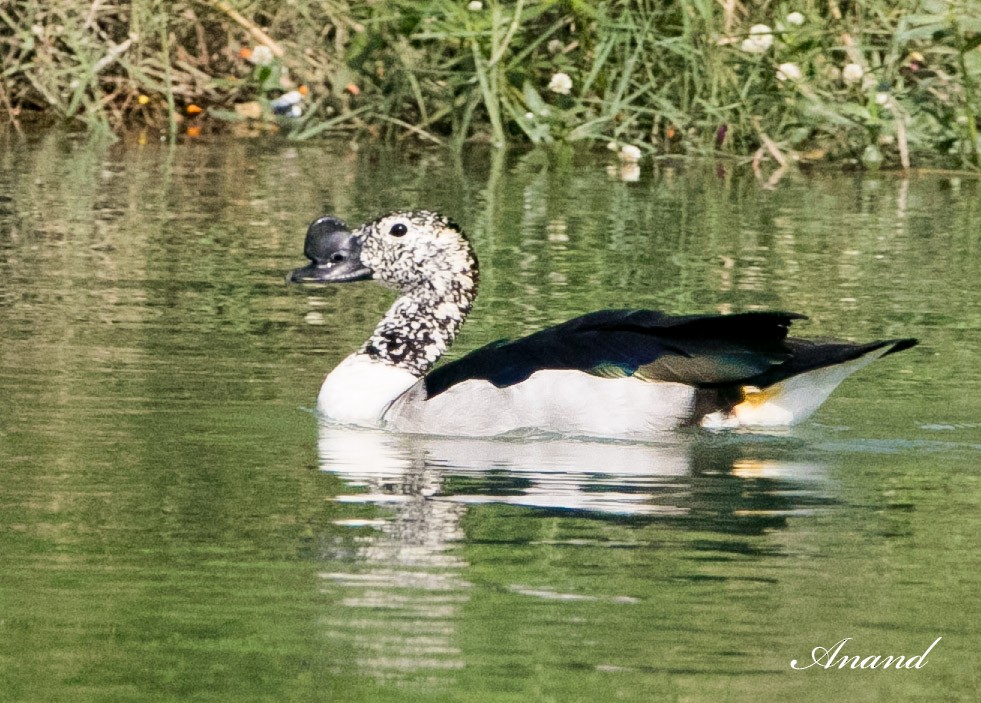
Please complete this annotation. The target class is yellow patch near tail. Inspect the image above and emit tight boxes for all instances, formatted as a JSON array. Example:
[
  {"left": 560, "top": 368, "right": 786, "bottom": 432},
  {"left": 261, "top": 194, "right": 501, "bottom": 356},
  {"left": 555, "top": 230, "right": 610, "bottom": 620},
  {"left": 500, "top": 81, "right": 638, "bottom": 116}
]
[
  {"left": 736, "top": 385, "right": 773, "bottom": 408},
  {"left": 730, "top": 382, "right": 795, "bottom": 426}
]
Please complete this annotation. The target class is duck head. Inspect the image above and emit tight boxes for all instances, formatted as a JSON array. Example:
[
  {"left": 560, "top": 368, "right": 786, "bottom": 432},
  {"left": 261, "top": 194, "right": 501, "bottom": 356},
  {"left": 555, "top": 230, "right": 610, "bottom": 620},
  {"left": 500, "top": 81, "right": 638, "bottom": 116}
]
[
  {"left": 290, "top": 210, "right": 480, "bottom": 377},
  {"left": 289, "top": 210, "right": 478, "bottom": 295}
]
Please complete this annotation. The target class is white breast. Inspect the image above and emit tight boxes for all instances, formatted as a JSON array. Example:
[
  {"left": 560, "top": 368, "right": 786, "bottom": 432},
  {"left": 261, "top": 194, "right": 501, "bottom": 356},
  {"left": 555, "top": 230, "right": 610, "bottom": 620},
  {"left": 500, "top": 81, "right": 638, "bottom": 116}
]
[
  {"left": 384, "top": 370, "right": 696, "bottom": 439},
  {"left": 318, "top": 354, "right": 419, "bottom": 426}
]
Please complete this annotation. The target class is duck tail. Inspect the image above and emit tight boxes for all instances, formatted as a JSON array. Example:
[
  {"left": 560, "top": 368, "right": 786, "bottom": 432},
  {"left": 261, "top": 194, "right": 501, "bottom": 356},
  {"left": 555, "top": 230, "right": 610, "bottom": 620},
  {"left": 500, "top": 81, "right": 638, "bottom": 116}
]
[{"left": 699, "top": 337, "right": 918, "bottom": 428}]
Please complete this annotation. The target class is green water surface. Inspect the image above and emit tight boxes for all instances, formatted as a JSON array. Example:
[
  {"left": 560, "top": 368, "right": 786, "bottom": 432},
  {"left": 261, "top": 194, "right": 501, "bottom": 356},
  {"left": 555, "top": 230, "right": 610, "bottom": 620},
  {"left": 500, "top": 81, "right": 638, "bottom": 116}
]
[{"left": 0, "top": 134, "right": 978, "bottom": 702}]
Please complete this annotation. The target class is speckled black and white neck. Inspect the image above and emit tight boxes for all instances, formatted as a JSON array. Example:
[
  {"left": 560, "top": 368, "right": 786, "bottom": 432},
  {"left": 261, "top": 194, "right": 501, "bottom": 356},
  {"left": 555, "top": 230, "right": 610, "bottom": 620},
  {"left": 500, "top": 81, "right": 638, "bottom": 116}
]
[{"left": 355, "top": 211, "right": 479, "bottom": 377}]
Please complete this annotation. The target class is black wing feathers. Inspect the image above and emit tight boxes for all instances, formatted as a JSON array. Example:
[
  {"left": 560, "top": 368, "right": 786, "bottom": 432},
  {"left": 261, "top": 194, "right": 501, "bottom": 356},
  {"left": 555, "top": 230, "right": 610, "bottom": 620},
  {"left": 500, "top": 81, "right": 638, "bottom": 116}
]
[
  {"left": 739, "top": 337, "right": 918, "bottom": 388},
  {"left": 424, "top": 309, "right": 808, "bottom": 398}
]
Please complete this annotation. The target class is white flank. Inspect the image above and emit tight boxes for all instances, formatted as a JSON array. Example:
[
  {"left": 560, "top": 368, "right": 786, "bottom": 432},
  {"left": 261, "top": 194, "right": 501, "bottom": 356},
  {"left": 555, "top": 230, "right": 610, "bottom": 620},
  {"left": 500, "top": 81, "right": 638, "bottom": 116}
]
[
  {"left": 385, "top": 370, "right": 695, "bottom": 439},
  {"left": 701, "top": 344, "right": 897, "bottom": 429},
  {"left": 321, "top": 344, "right": 902, "bottom": 437},
  {"left": 318, "top": 353, "right": 419, "bottom": 426}
]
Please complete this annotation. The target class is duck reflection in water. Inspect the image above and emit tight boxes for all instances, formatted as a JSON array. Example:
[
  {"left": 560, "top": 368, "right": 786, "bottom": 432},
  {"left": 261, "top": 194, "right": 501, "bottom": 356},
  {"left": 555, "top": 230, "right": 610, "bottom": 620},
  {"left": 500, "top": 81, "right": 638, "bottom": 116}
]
[
  {"left": 315, "top": 424, "right": 831, "bottom": 686},
  {"left": 317, "top": 423, "right": 831, "bottom": 524}
]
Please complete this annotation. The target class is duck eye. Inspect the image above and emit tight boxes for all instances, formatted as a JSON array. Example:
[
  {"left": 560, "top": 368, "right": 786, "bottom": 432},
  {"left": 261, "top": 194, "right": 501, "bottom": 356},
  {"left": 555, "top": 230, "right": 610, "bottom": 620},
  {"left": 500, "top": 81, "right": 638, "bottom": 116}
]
[{"left": 389, "top": 223, "right": 408, "bottom": 237}]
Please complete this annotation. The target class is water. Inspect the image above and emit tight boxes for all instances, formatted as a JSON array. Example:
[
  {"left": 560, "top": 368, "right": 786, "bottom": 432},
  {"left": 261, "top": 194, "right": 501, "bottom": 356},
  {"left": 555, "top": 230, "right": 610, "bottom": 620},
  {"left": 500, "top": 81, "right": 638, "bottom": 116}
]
[{"left": 0, "top": 133, "right": 978, "bottom": 702}]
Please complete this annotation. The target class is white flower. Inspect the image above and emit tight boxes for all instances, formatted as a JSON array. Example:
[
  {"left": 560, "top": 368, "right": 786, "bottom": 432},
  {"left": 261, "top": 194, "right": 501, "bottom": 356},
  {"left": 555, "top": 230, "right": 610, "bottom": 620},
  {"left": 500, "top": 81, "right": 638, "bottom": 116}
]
[
  {"left": 618, "top": 144, "right": 642, "bottom": 163},
  {"left": 750, "top": 24, "right": 773, "bottom": 42},
  {"left": 842, "top": 63, "right": 864, "bottom": 84},
  {"left": 741, "top": 24, "right": 774, "bottom": 54},
  {"left": 862, "top": 144, "right": 884, "bottom": 168},
  {"left": 249, "top": 45, "right": 274, "bottom": 66},
  {"left": 547, "top": 39, "right": 563, "bottom": 55},
  {"left": 786, "top": 12, "right": 806, "bottom": 26},
  {"left": 547, "top": 72, "right": 572, "bottom": 95},
  {"left": 467, "top": 1, "right": 483, "bottom": 11},
  {"left": 776, "top": 62, "right": 802, "bottom": 82},
  {"left": 619, "top": 163, "right": 641, "bottom": 182},
  {"left": 524, "top": 111, "right": 535, "bottom": 120},
  {"left": 875, "top": 92, "right": 889, "bottom": 106}
]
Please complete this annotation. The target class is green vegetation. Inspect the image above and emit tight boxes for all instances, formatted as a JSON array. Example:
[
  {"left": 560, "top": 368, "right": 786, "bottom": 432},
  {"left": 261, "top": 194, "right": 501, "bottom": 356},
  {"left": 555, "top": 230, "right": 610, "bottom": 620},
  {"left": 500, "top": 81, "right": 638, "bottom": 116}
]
[{"left": 1, "top": 1, "right": 980, "bottom": 168}]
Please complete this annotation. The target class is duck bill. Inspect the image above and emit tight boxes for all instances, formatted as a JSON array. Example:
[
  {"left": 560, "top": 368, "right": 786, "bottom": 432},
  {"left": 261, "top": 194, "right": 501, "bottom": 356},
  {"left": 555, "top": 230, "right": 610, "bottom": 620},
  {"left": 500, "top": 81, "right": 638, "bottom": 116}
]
[
  {"left": 289, "top": 256, "right": 373, "bottom": 284},
  {"left": 288, "top": 216, "right": 373, "bottom": 284}
]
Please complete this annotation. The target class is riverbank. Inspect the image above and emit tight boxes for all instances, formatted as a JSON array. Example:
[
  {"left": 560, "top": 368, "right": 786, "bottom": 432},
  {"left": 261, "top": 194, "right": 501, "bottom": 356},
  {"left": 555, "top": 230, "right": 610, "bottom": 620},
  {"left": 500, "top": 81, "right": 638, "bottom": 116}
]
[{"left": 1, "top": 1, "right": 979, "bottom": 169}]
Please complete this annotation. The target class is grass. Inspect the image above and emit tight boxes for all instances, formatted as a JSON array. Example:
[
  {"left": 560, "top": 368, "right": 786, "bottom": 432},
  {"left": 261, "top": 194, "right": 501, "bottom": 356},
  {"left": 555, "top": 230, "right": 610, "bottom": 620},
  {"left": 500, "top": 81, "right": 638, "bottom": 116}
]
[{"left": 0, "top": 0, "right": 979, "bottom": 168}]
